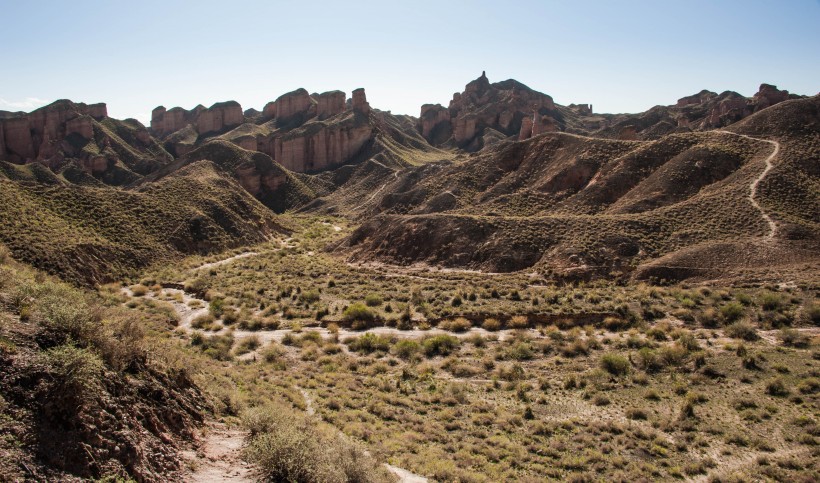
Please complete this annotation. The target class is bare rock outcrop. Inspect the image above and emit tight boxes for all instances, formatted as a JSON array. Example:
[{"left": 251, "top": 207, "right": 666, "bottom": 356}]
[
  {"left": 0, "top": 100, "right": 107, "bottom": 162},
  {"left": 265, "top": 88, "right": 313, "bottom": 120},
  {"left": 316, "top": 91, "right": 346, "bottom": 119},
  {"left": 273, "top": 118, "right": 372, "bottom": 173},
  {"left": 151, "top": 102, "right": 243, "bottom": 137},
  {"left": 196, "top": 101, "right": 243, "bottom": 135},
  {"left": 417, "top": 72, "right": 558, "bottom": 150},
  {"left": 752, "top": 83, "right": 790, "bottom": 111},
  {"left": 419, "top": 104, "right": 451, "bottom": 143},
  {"left": 352, "top": 88, "right": 370, "bottom": 114}
]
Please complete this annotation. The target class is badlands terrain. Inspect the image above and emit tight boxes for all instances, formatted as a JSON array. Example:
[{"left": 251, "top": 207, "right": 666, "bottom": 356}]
[{"left": 0, "top": 74, "right": 818, "bottom": 481}]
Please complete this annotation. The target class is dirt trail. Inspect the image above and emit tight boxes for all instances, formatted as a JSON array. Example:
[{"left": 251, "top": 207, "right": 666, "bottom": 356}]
[
  {"left": 716, "top": 130, "right": 780, "bottom": 240},
  {"left": 183, "top": 424, "right": 255, "bottom": 483}
]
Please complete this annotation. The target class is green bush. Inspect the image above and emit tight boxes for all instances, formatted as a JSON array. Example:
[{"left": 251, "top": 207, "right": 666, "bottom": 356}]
[
  {"left": 392, "top": 339, "right": 421, "bottom": 360},
  {"left": 42, "top": 344, "right": 104, "bottom": 411},
  {"left": 343, "top": 303, "right": 378, "bottom": 329},
  {"left": 720, "top": 303, "right": 745, "bottom": 323},
  {"left": 364, "top": 294, "right": 383, "bottom": 307},
  {"left": 725, "top": 322, "right": 759, "bottom": 341},
  {"left": 600, "top": 353, "right": 631, "bottom": 376},
  {"left": 766, "top": 378, "right": 789, "bottom": 397},
  {"left": 346, "top": 333, "right": 391, "bottom": 354},
  {"left": 209, "top": 298, "right": 225, "bottom": 318},
  {"left": 242, "top": 404, "right": 388, "bottom": 483},
  {"left": 422, "top": 334, "right": 460, "bottom": 357}
]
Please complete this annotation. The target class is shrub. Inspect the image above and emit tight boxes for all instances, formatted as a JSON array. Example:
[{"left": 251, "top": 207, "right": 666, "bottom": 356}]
[
  {"left": 235, "top": 336, "right": 261, "bottom": 355},
  {"left": 780, "top": 328, "right": 810, "bottom": 348},
  {"left": 626, "top": 408, "right": 648, "bottom": 420},
  {"left": 600, "top": 353, "right": 631, "bottom": 376},
  {"left": 808, "top": 303, "right": 820, "bottom": 325},
  {"left": 759, "top": 292, "right": 783, "bottom": 311},
  {"left": 364, "top": 294, "right": 383, "bottom": 307},
  {"left": 725, "top": 322, "right": 759, "bottom": 341},
  {"left": 766, "top": 378, "right": 789, "bottom": 397},
  {"left": 42, "top": 344, "right": 104, "bottom": 412},
  {"left": 209, "top": 298, "right": 225, "bottom": 318},
  {"left": 242, "top": 404, "right": 387, "bottom": 483},
  {"left": 34, "top": 283, "right": 96, "bottom": 344},
  {"left": 603, "top": 316, "right": 629, "bottom": 332},
  {"left": 346, "top": 333, "right": 391, "bottom": 354},
  {"left": 508, "top": 315, "right": 530, "bottom": 329},
  {"left": 422, "top": 334, "right": 460, "bottom": 357},
  {"left": 130, "top": 284, "right": 148, "bottom": 297},
  {"left": 191, "top": 313, "right": 216, "bottom": 329},
  {"left": 482, "top": 318, "right": 501, "bottom": 331},
  {"left": 440, "top": 317, "right": 471, "bottom": 332},
  {"left": 343, "top": 303, "right": 378, "bottom": 329},
  {"left": 797, "top": 377, "right": 819, "bottom": 395},
  {"left": 300, "top": 290, "right": 321, "bottom": 304},
  {"left": 720, "top": 303, "right": 745, "bottom": 323},
  {"left": 392, "top": 339, "right": 421, "bottom": 360}
]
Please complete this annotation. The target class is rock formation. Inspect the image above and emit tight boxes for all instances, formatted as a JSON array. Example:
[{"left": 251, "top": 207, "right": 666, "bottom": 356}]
[
  {"left": 196, "top": 101, "right": 243, "bottom": 135},
  {"left": 273, "top": 119, "right": 372, "bottom": 173},
  {"left": 352, "top": 88, "right": 370, "bottom": 114},
  {"left": 151, "top": 102, "right": 243, "bottom": 137},
  {"left": 417, "top": 72, "right": 558, "bottom": 150},
  {"left": 518, "top": 116, "right": 533, "bottom": 140},
  {"left": 0, "top": 100, "right": 107, "bottom": 163},
  {"left": 265, "top": 88, "right": 313, "bottom": 120},
  {"left": 419, "top": 104, "right": 451, "bottom": 142},
  {"left": 753, "top": 83, "right": 790, "bottom": 111},
  {"left": 316, "top": 91, "right": 346, "bottom": 119}
]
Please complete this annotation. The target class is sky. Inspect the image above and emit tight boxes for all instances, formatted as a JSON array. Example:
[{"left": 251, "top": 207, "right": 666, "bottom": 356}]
[{"left": 1, "top": 0, "right": 819, "bottom": 124}]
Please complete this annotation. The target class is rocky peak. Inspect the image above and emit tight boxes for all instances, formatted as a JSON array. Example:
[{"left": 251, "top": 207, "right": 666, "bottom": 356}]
[
  {"left": 753, "top": 83, "right": 790, "bottom": 111},
  {"left": 264, "top": 88, "right": 313, "bottom": 120},
  {"left": 352, "top": 88, "right": 370, "bottom": 114}
]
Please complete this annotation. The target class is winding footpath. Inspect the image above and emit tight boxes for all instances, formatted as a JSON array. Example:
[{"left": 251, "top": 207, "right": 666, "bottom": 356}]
[{"left": 716, "top": 130, "right": 781, "bottom": 240}]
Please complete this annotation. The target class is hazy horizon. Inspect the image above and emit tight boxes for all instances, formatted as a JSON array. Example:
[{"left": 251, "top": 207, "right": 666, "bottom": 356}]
[{"left": 2, "top": 0, "right": 819, "bottom": 124}]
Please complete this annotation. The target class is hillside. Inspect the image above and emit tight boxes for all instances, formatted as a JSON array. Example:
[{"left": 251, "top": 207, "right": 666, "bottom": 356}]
[{"left": 335, "top": 95, "right": 820, "bottom": 284}]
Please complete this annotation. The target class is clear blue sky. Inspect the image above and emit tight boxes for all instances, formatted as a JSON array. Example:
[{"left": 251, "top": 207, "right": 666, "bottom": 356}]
[{"left": 2, "top": 0, "right": 818, "bottom": 123}]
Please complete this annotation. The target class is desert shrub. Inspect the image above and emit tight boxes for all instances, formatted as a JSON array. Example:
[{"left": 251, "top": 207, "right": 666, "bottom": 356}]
[
  {"left": 808, "top": 303, "right": 820, "bottom": 325},
  {"left": 725, "top": 322, "right": 759, "bottom": 341},
  {"left": 130, "top": 284, "right": 148, "bottom": 297},
  {"left": 261, "top": 343, "right": 286, "bottom": 368},
  {"left": 209, "top": 298, "right": 225, "bottom": 318},
  {"left": 766, "top": 378, "right": 789, "bottom": 397},
  {"left": 42, "top": 344, "right": 104, "bottom": 412},
  {"left": 498, "top": 363, "right": 526, "bottom": 382},
  {"left": 720, "top": 302, "right": 745, "bottom": 323},
  {"left": 696, "top": 308, "right": 720, "bottom": 328},
  {"left": 343, "top": 303, "right": 378, "bottom": 330},
  {"left": 191, "top": 313, "right": 216, "bottom": 329},
  {"left": 346, "top": 333, "right": 391, "bottom": 354},
  {"left": 593, "top": 394, "right": 611, "bottom": 406},
  {"left": 626, "top": 408, "right": 648, "bottom": 420},
  {"left": 440, "top": 317, "right": 471, "bottom": 332},
  {"left": 242, "top": 404, "right": 388, "bottom": 483},
  {"left": 600, "top": 353, "right": 631, "bottom": 376},
  {"left": 636, "top": 348, "right": 663, "bottom": 373},
  {"left": 797, "top": 377, "right": 820, "bottom": 395},
  {"left": 299, "top": 290, "right": 321, "bottom": 304},
  {"left": 34, "top": 282, "right": 97, "bottom": 344},
  {"left": 235, "top": 336, "right": 261, "bottom": 355},
  {"left": 392, "top": 339, "right": 421, "bottom": 360},
  {"left": 98, "top": 316, "right": 146, "bottom": 372},
  {"left": 222, "top": 309, "right": 239, "bottom": 325},
  {"left": 602, "top": 316, "right": 629, "bottom": 332},
  {"left": 759, "top": 292, "right": 783, "bottom": 311},
  {"left": 193, "top": 333, "right": 234, "bottom": 361},
  {"left": 422, "top": 334, "right": 460, "bottom": 357},
  {"left": 780, "top": 328, "right": 810, "bottom": 348},
  {"left": 508, "top": 315, "right": 530, "bottom": 329},
  {"left": 482, "top": 318, "right": 501, "bottom": 331},
  {"left": 364, "top": 294, "right": 383, "bottom": 307},
  {"left": 505, "top": 342, "right": 535, "bottom": 361}
]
